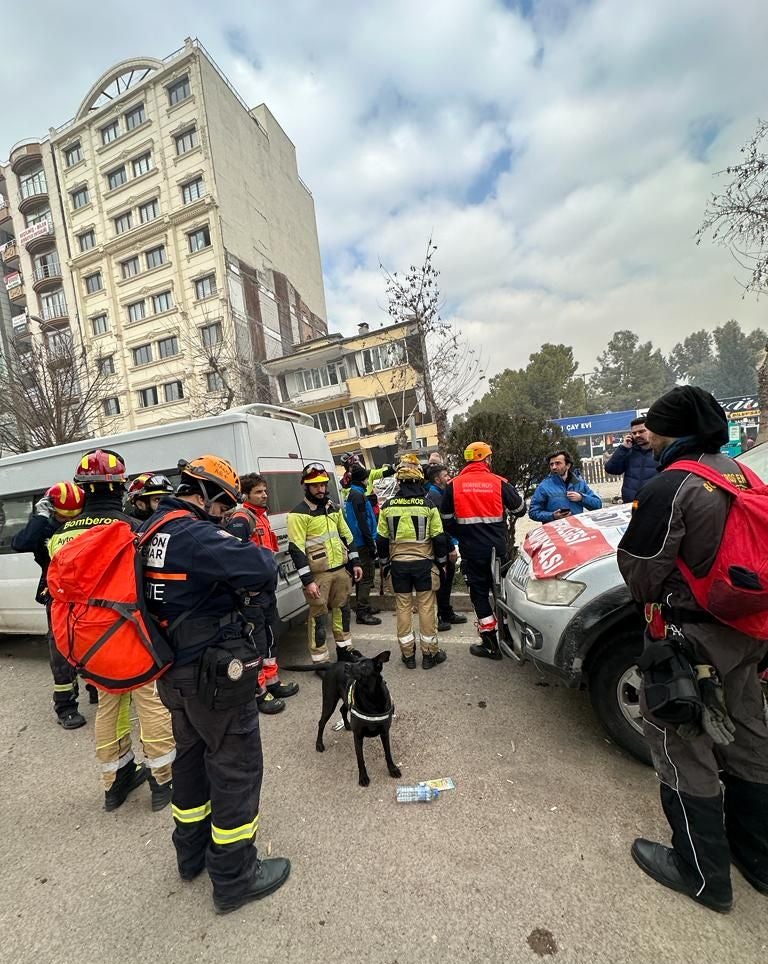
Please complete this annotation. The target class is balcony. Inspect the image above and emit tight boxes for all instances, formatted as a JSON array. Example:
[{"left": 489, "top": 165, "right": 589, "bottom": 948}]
[
  {"left": 17, "top": 181, "right": 49, "bottom": 215},
  {"left": 9, "top": 140, "right": 43, "bottom": 175},
  {"left": 1, "top": 240, "right": 19, "bottom": 263},
  {"left": 0, "top": 195, "right": 10, "bottom": 222},
  {"left": 32, "top": 259, "right": 62, "bottom": 293},
  {"left": 40, "top": 301, "right": 69, "bottom": 323},
  {"left": 19, "top": 218, "right": 55, "bottom": 253},
  {"left": 288, "top": 380, "right": 351, "bottom": 408},
  {"left": 8, "top": 284, "right": 26, "bottom": 305}
]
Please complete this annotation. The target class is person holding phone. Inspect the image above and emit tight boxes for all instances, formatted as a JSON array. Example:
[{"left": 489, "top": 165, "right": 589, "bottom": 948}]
[
  {"left": 605, "top": 416, "right": 657, "bottom": 503},
  {"left": 529, "top": 451, "right": 603, "bottom": 523}
]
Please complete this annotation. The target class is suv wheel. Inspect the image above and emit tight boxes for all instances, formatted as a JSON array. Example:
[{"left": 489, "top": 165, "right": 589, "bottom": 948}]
[{"left": 588, "top": 631, "right": 651, "bottom": 765}]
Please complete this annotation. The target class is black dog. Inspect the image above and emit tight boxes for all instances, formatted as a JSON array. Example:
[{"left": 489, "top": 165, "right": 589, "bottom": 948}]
[{"left": 316, "top": 651, "right": 401, "bottom": 787}]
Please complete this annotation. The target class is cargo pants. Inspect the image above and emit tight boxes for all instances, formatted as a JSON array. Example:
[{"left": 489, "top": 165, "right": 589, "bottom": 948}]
[
  {"left": 305, "top": 567, "right": 354, "bottom": 663},
  {"left": 95, "top": 682, "right": 175, "bottom": 790},
  {"left": 391, "top": 559, "right": 439, "bottom": 657}
]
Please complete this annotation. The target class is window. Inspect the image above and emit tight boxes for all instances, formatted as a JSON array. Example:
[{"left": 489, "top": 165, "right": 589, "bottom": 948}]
[
  {"left": 103, "top": 397, "right": 121, "bottom": 416},
  {"left": 139, "top": 386, "right": 159, "bottom": 408},
  {"left": 71, "top": 186, "right": 89, "bottom": 209},
  {"left": 139, "top": 198, "right": 159, "bottom": 223},
  {"left": 127, "top": 300, "right": 146, "bottom": 323},
  {"left": 175, "top": 127, "right": 198, "bottom": 156},
  {"left": 85, "top": 271, "right": 103, "bottom": 294},
  {"left": 107, "top": 166, "right": 127, "bottom": 190},
  {"left": 121, "top": 256, "right": 140, "bottom": 280},
  {"left": 157, "top": 335, "right": 179, "bottom": 359},
  {"left": 168, "top": 75, "right": 190, "bottom": 106},
  {"left": 41, "top": 290, "right": 67, "bottom": 320},
  {"left": 114, "top": 211, "right": 132, "bottom": 235},
  {"left": 188, "top": 225, "right": 211, "bottom": 253},
  {"left": 132, "top": 343, "right": 153, "bottom": 366},
  {"left": 78, "top": 229, "right": 96, "bottom": 252},
  {"left": 145, "top": 245, "right": 166, "bottom": 270},
  {"left": 64, "top": 142, "right": 82, "bottom": 167},
  {"left": 295, "top": 363, "right": 344, "bottom": 393},
  {"left": 132, "top": 152, "right": 152, "bottom": 177},
  {"left": 125, "top": 103, "right": 146, "bottom": 130},
  {"left": 152, "top": 290, "right": 173, "bottom": 314},
  {"left": 200, "top": 321, "right": 222, "bottom": 347},
  {"left": 314, "top": 407, "right": 356, "bottom": 434},
  {"left": 98, "top": 355, "right": 115, "bottom": 376},
  {"left": 26, "top": 208, "right": 52, "bottom": 228},
  {"left": 101, "top": 120, "right": 120, "bottom": 145},
  {"left": 362, "top": 340, "right": 406, "bottom": 374},
  {"left": 182, "top": 177, "right": 205, "bottom": 204},
  {"left": 164, "top": 380, "right": 184, "bottom": 402},
  {"left": 20, "top": 170, "right": 47, "bottom": 199},
  {"left": 91, "top": 314, "right": 109, "bottom": 336},
  {"left": 206, "top": 371, "right": 224, "bottom": 392},
  {"left": 194, "top": 274, "right": 216, "bottom": 299}
]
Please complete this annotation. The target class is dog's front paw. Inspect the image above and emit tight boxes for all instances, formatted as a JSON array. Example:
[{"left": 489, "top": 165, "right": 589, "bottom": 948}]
[
  {"left": 389, "top": 766, "right": 402, "bottom": 778},
  {"left": 358, "top": 773, "right": 370, "bottom": 787},
  {"left": 315, "top": 741, "right": 325, "bottom": 753}
]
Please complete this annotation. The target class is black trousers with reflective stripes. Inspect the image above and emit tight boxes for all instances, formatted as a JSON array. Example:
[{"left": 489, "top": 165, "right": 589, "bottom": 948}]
[
  {"left": 46, "top": 604, "right": 78, "bottom": 714},
  {"left": 460, "top": 554, "right": 498, "bottom": 620},
  {"left": 158, "top": 664, "right": 263, "bottom": 898}
]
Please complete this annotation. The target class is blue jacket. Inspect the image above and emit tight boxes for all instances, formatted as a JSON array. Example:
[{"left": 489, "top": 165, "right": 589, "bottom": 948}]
[
  {"left": 344, "top": 482, "right": 377, "bottom": 550},
  {"left": 425, "top": 483, "right": 458, "bottom": 547},
  {"left": 604, "top": 444, "right": 657, "bottom": 503},
  {"left": 529, "top": 471, "right": 602, "bottom": 523}
]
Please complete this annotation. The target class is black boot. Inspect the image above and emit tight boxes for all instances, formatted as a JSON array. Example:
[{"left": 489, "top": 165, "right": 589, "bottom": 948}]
[
  {"left": 446, "top": 611, "right": 468, "bottom": 624},
  {"left": 401, "top": 652, "right": 416, "bottom": 669},
  {"left": 437, "top": 619, "right": 452, "bottom": 632},
  {"left": 257, "top": 692, "right": 286, "bottom": 714},
  {"left": 57, "top": 708, "right": 86, "bottom": 729},
  {"left": 267, "top": 680, "right": 300, "bottom": 699},
  {"left": 367, "top": 604, "right": 381, "bottom": 615},
  {"left": 422, "top": 649, "right": 448, "bottom": 670},
  {"left": 356, "top": 608, "right": 382, "bottom": 626},
  {"left": 336, "top": 645, "right": 363, "bottom": 662},
  {"left": 104, "top": 761, "right": 149, "bottom": 812},
  {"left": 148, "top": 774, "right": 173, "bottom": 812},
  {"left": 722, "top": 772, "right": 768, "bottom": 894},
  {"left": 213, "top": 857, "right": 291, "bottom": 915},
  {"left": 469, "top": 630, "right": 502, "bottom": 660}
]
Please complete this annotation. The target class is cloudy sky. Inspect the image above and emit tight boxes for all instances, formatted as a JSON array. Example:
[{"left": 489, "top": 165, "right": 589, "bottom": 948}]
[{"left": 4, "top": 0, "right": 768, "bottom": 394}]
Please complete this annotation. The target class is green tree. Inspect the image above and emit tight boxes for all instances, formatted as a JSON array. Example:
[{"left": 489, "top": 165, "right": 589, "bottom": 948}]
[
  {"left": 667, "top": 320, "right": 766, "bottom": 397},
  {"left": 668, "top": 329, "right": 716, "bottom": 383},
  {"left": 591, "top": 330, "right": 676, "bottom": 410}
]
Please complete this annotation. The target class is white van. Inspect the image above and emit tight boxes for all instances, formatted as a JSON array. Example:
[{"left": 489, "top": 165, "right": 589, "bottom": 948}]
[{"left": 0, "top": 403, "right": 338, "bottom": 635}]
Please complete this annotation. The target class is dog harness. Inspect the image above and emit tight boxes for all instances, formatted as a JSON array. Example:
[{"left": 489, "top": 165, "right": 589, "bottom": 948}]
[{"left": 347, "top": 682, "right": 394, "bottom": 723}]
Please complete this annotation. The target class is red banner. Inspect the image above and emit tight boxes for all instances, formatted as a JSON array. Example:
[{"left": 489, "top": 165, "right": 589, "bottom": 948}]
[{"left": 524, "top": 506, "right": 633, "bottom": 579}]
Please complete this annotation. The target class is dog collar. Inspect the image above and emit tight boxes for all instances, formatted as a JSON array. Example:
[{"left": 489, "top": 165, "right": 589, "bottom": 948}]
[{"left": 347, "top": 682, "right": 393, "bottom": 723}]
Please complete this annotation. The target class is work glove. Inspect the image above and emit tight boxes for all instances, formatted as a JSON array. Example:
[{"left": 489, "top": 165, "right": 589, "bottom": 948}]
[
  {"left": 678, "top": 665, "right": 736, "bottom": 745},
  {"left": 34, "top": 497, "right": 53, "bottom": 519}
]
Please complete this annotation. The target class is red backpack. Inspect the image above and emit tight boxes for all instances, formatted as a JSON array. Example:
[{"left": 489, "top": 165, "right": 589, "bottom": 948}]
[
  {"left": 47, "top": 510, "right": 190, "bottom": 693},
  {"left": 668, "top": 459, "right": 768, "bottom": 640}
]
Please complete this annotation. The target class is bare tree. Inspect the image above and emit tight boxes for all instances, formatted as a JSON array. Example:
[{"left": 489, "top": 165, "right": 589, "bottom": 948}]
[
  {"left": 0, "top": 328, "right": 118, "bottom": 454},
  {"left": 381, "top": 237, "right": 486, "bottom": 444},
  {"left": 697, "top": 120, "right": 768, "bottom": 295}
]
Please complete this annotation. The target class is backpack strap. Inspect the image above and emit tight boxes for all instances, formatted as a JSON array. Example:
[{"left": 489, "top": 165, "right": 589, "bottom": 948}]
[
  {"left": 665, "top": 459, "right": 743, "bottom": 496},
  {"left": 135, "top": 509, "right": 194, "bottom": 548}
]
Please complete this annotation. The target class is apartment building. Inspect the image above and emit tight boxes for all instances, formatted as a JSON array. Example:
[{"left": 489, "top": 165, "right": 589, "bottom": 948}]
[
  {"left": 263, "top": 320, "right": 439, "bottom": 466},
  {"left": 0, "top": 38, "right": 326, "bottom": 433}
]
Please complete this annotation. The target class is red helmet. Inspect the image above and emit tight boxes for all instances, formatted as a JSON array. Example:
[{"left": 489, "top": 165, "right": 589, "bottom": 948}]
[
  {"left": 127, "top": 473, "right": 174, "bottom": 503},
  {"left": 46, "top": 481, "right": 85, "bottom": 518},
  {"left": 302, "top": 463, "right": 330, "bottom": 485},
  {"left": 74, "top": 448, "right": 127, "bottom": 483}
]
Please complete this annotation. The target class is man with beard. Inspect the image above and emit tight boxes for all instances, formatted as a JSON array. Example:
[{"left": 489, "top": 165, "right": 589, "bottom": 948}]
[{"left": 605, "top": 417, "right": 657, "bottom": 503}]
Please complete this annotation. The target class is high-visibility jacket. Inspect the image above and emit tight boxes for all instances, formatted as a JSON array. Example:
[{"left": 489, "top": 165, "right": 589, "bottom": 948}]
[
  {"left": 244, "top": 502, "right": 279, "bottom": 553},
  {"left": 441, "top": 462, "right": 525, "bottom": 559},
  {"left": 376, "top": 482, "right": 449, "bottom": 563},
  {"left": 287, "top": 499, "right": 358, "bottom": 586},
  {"left": 48, "top": 494, "right": 133, "bottom": 558}
]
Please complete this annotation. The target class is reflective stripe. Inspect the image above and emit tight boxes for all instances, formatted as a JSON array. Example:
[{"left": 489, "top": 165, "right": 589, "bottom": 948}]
[
  {"left": 457, "top": 515, "right": 504, "bottom": 524},
  {"left": 146, "top": 748, "right": 177, "bottom": 769},
  {"left": 397, "top": 633, "right": 415, "bottom": 645},
  {"left": 297, "top": 565, "right": 311, "bottom": 576},
  {"left": 102, "top": 750, "right": 134, "bottom": 774},
  {"left": 172, "top": 800, "right": 212, "bottom": 824},
  {"left": 311, "top": 650, "right": 330, "bottom": 663},
  {"left": 440, "top": 511, "right": 455, "bottom": 521},
  {"left": 306, "top": 531, "right": 333, "bottom": 545},
  {"left": 53, "top": 683, "right": 75, "bottom": 692},
  {"left": 420, "top": 635, "right": 437, "bottom": 646},
  {"left": 348, "top": 550, "right": 360, "bottom": 560},
  {"left": 211, "top": 814, "right": 259, "bottom": 845}
]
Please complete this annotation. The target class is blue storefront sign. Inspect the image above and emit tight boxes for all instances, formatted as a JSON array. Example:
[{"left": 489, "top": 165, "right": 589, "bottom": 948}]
[{"left": 552, "top": 410, "right": 638, "bottom": 438}]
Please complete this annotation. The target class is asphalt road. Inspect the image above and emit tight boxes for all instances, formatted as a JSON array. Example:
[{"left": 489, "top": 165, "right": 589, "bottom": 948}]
[{"left": 1, "top": 615, "right": 765, "bottom": 964}]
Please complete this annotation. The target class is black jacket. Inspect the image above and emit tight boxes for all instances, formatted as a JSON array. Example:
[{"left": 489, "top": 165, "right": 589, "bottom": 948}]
[{"left": 12, "top": 513, "right": 57, "bottom": 604}]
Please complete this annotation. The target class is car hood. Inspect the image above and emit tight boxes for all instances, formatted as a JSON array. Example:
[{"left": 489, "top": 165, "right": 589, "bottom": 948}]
[{"left": 523, "top": 505, "right": 633, "bottom": 579}]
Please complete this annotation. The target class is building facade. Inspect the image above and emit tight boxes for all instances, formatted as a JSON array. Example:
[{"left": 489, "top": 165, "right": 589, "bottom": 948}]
[
  {"left": 263, "top": 320, "right": 439, "bottom": 466},
  {"left": 0, "top": 38, "right": 326, "bottom": 434}
]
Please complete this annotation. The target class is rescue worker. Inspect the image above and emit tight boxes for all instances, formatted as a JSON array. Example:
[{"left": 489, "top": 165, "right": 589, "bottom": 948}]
[
  {"left": 48, "top": 449, "right": 175, "bottom": 812},
  {"left": 141, "top": 456, "right": 290, "bottom": 914},
  {"left": 441, "top": 442, "right": 525, "bottom": 660},
  {"left": 11, "top": 481, "right": 94, "bottom": 728},
  {"left": 340, "top": 451, "right": 394, "bottom": 513},
  {"left": 126, "top": 472, "right": 175, "bottom": 521},
  {"left": 344, "top": 463, "right": 382, "bottom": 626},
  {"left": 226, "top": 473, "right": 299, "bottom": 715},
  {"left": 287, "top": 463, "right": 364, "bottom": 665},
  {"left": 377, "top": 456, "right": 450, "bottom": 669},
  {"left": 617, "top": 386, "right": 768, "bottom": 913},
  {"left": 425, "top": 464, "right": 466, "bottom": 631}
]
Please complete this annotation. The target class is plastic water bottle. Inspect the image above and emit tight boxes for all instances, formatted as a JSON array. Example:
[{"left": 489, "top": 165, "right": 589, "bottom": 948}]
[{"left": 396, "top": 783, "right": 440, "bottom": 803}]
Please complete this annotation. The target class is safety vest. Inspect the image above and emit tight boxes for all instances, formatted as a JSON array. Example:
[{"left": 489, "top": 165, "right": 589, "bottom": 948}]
[
  {"left": 287, "top": 500, "right": 354, "bottom": 578},
  {"left": 377, "top": 496, "right": 443, "bottom": 561},
  {"left": 451, "top": 462, "right": 505, "bottom": 525}
]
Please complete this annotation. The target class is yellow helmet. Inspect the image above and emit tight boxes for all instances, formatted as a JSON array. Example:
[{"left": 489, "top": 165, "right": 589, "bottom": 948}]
[
  {"left": 396, "top": 454, "right": 424, "bottom": 481},
  {"left": 464, "top": 441, "right": 493, "bottom": 462}
]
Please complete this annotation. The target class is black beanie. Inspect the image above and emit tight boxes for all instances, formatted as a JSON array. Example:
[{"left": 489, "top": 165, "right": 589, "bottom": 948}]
[
  {"left": 645, "top": 386, "right": 728, "bottom": 450},
  {"left": 349, "top": 465, "right": 369, "bottom": 483}
]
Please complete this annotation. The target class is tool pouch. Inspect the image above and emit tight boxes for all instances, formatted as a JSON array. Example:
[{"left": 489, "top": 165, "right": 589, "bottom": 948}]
[
  {"left": 197, "top": 638, "right": 262, "bottom": 710},
  {"left": 637, "top": 639, "right": 702, "bottom": 725}
]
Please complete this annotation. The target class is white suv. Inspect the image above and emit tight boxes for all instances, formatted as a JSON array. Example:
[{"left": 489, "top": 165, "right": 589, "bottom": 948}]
[{"left": 496, "top": 443, "right": 768, "bottom": 763}]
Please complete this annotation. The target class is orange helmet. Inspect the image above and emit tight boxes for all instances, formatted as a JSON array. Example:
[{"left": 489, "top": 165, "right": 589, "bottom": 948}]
[
  {"left": 74, "top": 448, "right": 127, "bottom": 483},
  {"left": 464, "top": 441, "right": 493, "bottom": 462},
  {"left": 46, "top": 481, "right": 85, "bottom": 518},
  {"left": 301, "top": 463, "right": 330, "bottom": 485},
  {"left": 178, "top": 455, "right": 241, "bottom": 506}
]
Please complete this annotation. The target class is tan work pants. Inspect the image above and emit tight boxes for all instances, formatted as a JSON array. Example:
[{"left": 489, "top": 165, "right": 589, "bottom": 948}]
[
  {"left": 304, "top": 568, "right": 353, "bottom": 663},
  {"left": 95, "top": 682, "right": 175, "bottom": 790},
  {"left": 396, "top": 591, "right": 438, "bottom": 656}
]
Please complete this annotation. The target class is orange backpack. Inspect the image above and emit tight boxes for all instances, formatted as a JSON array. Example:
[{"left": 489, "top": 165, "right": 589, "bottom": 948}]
[{"left": 47, "top": 510, "right": 189, "bottom": 693}]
